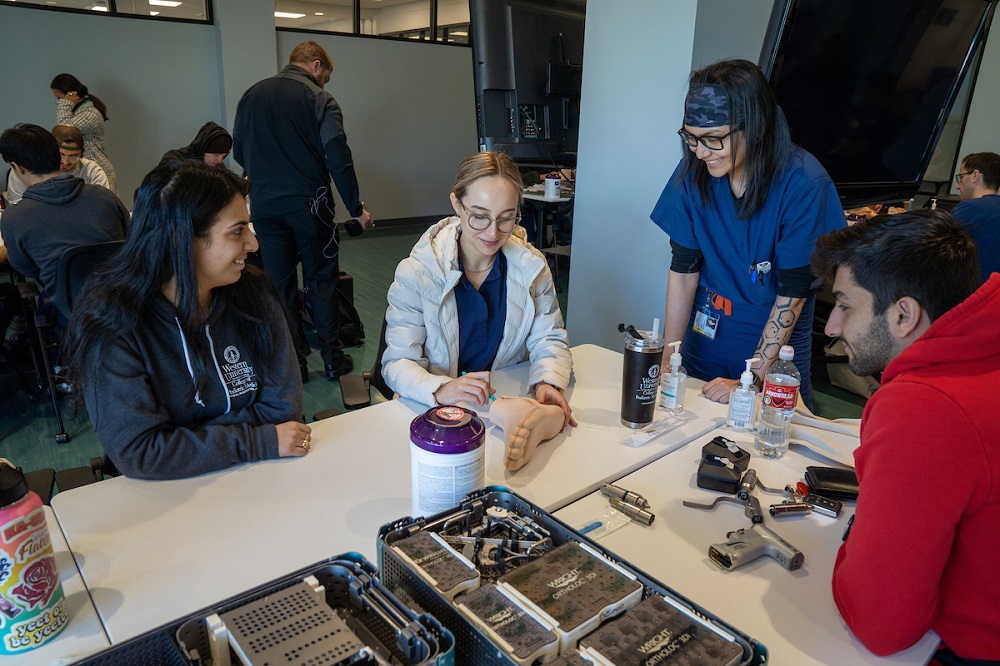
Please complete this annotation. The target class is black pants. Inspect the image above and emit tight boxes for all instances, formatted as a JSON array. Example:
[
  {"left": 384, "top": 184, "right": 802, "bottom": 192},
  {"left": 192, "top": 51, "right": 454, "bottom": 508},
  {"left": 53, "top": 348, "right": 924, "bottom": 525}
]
[{"left": 254, "top": 207, "right": 343, "bottom": 366}]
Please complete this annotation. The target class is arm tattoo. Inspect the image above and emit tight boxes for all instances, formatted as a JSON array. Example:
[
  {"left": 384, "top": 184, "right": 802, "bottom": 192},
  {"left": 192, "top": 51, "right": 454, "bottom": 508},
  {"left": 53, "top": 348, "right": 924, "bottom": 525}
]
[{"left": 753, "top": 296, "right": 806, "bottom": 373}]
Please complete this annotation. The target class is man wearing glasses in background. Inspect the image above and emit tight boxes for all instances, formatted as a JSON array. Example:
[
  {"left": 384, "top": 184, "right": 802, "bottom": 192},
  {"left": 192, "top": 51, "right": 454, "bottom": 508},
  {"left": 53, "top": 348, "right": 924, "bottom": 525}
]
[
  {"left": 5, "top": 124, "right": 109, "bottom": 205},
  {"left": 952, "top": 151, "right": 1000, "bottom": 282}
]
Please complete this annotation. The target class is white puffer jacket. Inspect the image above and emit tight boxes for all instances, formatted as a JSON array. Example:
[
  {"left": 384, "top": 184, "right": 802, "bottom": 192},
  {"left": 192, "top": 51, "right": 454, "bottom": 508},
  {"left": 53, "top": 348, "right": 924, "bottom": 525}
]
[{"left": 382, "top": 217, "right": 572, "bottom": 406}]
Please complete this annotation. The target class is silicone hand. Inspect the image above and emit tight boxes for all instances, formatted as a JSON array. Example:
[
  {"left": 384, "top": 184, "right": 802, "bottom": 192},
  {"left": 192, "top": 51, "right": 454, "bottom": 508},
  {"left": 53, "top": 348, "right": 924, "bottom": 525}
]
[
  {"left": 434, "top": 371, "right": 492, "bottom": 406},
  {"left": 702, "top": 377, "right": 739, "bottom": 404},
  {"left": 534, "top": 383, "right": 577, "bottom": 429},
  {"left": 276, "top": 421, "right": 312, "bottom": 457}
]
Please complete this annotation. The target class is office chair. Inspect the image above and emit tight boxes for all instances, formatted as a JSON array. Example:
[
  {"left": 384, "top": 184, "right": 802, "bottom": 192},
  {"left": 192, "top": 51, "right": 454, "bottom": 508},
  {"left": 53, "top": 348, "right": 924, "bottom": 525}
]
[
  {"left": 339, "top": 318, "right": 394, "bottom": 410},
  {"left": 19, "top": 240, "right": 125, "bottom": 443}
]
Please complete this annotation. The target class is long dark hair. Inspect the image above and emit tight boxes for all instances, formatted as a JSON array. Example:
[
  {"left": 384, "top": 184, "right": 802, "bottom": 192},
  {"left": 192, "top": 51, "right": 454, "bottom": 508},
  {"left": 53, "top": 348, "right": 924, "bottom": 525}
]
[
  {"left": 65, "top": 162, "right": 281, "bottom": 405},
  {"left": 50, "top": 73, "right": 109, "bottom": 121},
  {"left": 683, "top": 59, "right": 791, "bottom": 219}
]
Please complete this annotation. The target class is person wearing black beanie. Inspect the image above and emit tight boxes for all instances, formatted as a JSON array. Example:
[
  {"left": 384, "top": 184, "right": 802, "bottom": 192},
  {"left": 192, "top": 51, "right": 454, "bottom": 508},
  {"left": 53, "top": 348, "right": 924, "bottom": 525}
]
[{"left": 159, "top": 122, "right": 233, "bottom": 168}]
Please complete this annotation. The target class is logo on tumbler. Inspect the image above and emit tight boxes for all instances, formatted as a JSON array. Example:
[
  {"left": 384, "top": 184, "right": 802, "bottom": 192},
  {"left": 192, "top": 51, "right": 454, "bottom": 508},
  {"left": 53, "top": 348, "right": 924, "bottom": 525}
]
[{"left": 648, "top": 364, "right": 660, "bottom": 379}]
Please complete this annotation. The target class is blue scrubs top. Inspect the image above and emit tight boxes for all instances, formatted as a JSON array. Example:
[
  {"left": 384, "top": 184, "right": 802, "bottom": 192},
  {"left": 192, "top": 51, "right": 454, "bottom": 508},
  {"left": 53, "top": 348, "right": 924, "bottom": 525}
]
[
  {"left": 455, "top": 250, "right": 508, "bottom": 373},
  {"left": 951, "top": 194, "right": 1000, "bottom": 283},
  {"left": 650, "top": 147, "right": 844, "bottom": 407}
]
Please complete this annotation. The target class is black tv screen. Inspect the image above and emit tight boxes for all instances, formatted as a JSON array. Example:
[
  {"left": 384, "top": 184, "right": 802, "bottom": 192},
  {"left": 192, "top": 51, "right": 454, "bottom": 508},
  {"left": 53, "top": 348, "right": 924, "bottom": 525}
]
[
  {"left": 760, "top": 0, "right": 994, "bottom": 206},
  {"left": 471, "top": 0, "right": 585, "bottom": 165}
]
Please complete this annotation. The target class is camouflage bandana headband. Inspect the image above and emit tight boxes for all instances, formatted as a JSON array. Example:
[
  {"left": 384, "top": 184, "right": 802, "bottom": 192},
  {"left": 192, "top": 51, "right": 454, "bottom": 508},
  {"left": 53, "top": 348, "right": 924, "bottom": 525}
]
[{"left": 683, "top": 82, "right": 731, "bottom": 128}]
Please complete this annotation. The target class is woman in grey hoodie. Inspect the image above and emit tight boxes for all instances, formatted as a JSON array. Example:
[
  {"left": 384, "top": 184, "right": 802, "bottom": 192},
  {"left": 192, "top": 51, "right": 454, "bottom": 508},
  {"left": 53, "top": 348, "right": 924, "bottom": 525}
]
[{"left": 64, "top": 162, "right": 311, "bottom": 480}]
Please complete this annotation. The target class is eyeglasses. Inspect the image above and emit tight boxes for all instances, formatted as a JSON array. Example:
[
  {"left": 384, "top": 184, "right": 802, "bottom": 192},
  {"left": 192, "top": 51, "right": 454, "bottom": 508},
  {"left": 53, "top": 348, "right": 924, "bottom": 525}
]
[
  {"left": 677, "top": 128, "right": 737, "bottom": 151},
  {"left": 458, "top": 199, "right": 520, "bottom": 232},
  {"left": 955, "top": 170, "right": 976, "bottom": 184}
]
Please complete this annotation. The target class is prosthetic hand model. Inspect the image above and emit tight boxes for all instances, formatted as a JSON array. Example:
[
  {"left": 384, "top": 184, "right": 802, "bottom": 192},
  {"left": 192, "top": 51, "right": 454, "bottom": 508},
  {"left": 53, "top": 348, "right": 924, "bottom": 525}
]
[{"left": 490, "top": 397, "right": 566, "bottom": 471}]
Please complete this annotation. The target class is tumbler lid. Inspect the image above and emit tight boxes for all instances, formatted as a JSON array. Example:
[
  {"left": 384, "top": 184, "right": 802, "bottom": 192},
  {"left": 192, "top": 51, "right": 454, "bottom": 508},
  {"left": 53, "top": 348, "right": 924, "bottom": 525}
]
[
  {"left": 623, "top": 330, "right": 663, "bottom": 352},
  {"left": 410, "top": 406, "right": 486, "bottom": 454},
  {"left": 0, "top": 460, "right": 29, "bottom": 507}
]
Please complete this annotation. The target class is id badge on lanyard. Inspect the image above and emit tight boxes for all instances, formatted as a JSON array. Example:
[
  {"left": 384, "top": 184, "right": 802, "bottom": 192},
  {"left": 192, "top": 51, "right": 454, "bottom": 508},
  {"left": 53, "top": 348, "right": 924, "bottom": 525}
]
[{"left": 693, "top": 289, "right": 724, "bottom": 340}]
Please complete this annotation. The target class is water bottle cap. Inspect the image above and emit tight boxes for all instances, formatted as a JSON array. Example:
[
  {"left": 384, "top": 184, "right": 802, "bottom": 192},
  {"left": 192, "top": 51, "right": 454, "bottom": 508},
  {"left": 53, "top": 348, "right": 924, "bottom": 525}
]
[
  {"left": 0, "top": 460, "right": 29, "bottom": 507},
  {"left": 778, "top": 345, "right": 794, "bottom": 361}
]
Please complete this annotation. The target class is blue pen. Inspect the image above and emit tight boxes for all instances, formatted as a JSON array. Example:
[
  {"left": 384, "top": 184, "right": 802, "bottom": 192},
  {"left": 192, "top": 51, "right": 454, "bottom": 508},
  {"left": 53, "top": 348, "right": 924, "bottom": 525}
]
[
  {"left": 461, "top": 371, "right": 496, "bottom": 401},
  {"left": 579, "top": 521, "right": 602, "bottom": 535}
]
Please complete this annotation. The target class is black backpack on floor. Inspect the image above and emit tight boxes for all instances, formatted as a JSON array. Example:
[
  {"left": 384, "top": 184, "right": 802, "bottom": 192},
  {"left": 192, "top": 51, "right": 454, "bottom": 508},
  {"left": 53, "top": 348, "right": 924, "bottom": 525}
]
[
  {"left": 336, "top": 286, "right": 365, "bottom": 347},
  {"left": 300, "top": 272, "right": 365, "bottom": 347}
]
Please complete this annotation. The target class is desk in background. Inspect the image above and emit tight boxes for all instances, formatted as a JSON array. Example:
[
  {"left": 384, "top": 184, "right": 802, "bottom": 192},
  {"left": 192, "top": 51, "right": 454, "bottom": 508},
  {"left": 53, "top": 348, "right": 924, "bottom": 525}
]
[
  {"left": 552, "top": 430, "right": 939, "bottom": 665},
  {"left": 523, "top": 187, "right": 572, "bottom": 248},
  {"left": 51, "top": 344, "right": 724, "bottom": 643}
]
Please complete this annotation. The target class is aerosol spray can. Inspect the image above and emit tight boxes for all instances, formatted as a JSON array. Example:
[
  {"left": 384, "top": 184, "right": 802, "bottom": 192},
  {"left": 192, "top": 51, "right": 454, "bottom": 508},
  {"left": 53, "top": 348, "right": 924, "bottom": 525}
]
[
  {"left": 0, "top": 460, "right": 68, "bottom": 654},
  {"left": 620, "top": 320, "right": 664, "bottom": 428},
  {"left": 410, "top": 406, "right": 486, "bottom": 517}
]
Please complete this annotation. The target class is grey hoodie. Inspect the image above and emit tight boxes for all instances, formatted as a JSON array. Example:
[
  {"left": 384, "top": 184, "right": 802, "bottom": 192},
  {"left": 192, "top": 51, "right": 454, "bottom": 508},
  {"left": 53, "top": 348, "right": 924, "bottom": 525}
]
[
  {"left": 0, "top": 174, "right": 127, "bottom": 293},
  {"left": 83, "top": 283, "right": 302, "bottom": 480}
]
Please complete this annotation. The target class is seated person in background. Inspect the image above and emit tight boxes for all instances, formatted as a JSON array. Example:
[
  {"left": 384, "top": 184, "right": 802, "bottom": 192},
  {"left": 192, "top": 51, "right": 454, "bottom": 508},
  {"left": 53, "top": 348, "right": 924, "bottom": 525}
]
[
  {"left": 0, "top": 123, "right": 127, "bottom": 296},
  {"left": 6, "top": 124, "right": 111, "bottom": 205},
  {"left": 159, "top": 121, "right": 233, "bottom": 168},
  {"left": 64, "top": 162, "right": 310, "bottom": 480},
  {"left": 383, "top": 151, "right": 575, "bottom": 434},
  {"left": 810, "top": 210, "right": 1000, "bottom": 661},
  {"left": 952, "top": 151, "right": 1000, "bottom": 282}
]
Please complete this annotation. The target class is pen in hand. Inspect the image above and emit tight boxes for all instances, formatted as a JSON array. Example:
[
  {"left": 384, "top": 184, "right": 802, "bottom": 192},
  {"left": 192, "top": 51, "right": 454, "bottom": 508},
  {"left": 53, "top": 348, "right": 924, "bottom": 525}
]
[{"left": 461, "top": 371, "right": 496, "bottom": 402}]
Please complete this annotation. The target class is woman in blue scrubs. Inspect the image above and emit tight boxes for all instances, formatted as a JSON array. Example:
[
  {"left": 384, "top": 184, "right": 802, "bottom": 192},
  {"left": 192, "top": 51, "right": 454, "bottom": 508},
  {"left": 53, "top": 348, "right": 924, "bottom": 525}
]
[{"left": 652, "top": 59, "right": 844, "bottom": 408}]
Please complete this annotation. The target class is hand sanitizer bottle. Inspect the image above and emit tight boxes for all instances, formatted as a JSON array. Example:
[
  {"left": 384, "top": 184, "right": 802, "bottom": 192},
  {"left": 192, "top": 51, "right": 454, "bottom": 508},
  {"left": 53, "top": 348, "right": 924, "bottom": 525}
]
[
  {"left": 728, "top": 357, "right": 760, "bottom": 431},
  {"left": 658, "top": 340, "right": 687, "bottom": 413}
]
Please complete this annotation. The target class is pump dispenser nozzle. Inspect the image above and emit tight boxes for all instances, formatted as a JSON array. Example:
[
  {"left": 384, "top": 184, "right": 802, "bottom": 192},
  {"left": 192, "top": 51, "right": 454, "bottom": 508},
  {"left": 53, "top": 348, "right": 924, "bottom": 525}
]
[
  {"left": 668, "top": 341, "right": 683, "bottom": 372},
  {"left": 740, "top": 358, "right": 760, "bottom": 389}
]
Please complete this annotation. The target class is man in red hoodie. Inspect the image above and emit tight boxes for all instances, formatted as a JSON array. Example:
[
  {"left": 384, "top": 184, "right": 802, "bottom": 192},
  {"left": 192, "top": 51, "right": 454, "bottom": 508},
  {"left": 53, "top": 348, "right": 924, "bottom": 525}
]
[{"left": 811, "top": 210, "right": 1000, "bottom": 662}]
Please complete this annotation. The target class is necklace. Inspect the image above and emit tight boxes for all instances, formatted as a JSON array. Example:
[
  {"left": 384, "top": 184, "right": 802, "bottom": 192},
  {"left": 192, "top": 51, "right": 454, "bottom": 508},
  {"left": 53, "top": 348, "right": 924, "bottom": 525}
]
[{"left": 464, "top": 256, "right": 496, "bottom": 274}]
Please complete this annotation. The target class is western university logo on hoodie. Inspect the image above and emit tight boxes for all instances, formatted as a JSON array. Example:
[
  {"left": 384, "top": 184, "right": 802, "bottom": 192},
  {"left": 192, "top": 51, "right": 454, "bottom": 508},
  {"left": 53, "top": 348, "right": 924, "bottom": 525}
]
[{"left": 222, "top": 345, "right": 257, "bottom": 398}]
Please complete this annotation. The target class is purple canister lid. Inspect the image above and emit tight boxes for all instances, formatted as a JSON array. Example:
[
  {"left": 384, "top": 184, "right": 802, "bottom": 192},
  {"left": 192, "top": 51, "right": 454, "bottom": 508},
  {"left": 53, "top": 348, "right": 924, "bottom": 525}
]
[{"left": 410, "top": 406, "right": 485, "bottom": 454}]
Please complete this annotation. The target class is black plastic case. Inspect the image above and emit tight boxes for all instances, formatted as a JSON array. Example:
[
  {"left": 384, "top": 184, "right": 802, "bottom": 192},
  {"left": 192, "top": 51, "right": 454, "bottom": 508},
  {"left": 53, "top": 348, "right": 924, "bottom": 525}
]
[
  {"left": 377, "top": 487, "right": 767, "bottom": 666},
  {"left": 73, "top": 554, "right": 453, "bottom": 666}
]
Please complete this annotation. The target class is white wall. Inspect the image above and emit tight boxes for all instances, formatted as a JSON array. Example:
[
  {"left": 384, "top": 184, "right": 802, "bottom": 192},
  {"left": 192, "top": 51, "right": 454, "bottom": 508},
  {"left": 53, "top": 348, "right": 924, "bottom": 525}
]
[
  {"left": 0, "top": 5, "right": 222, "bottom": 202},
  {"left": 567, "top": 0, "right": 698, "bottom": 348},
  {"left": 954, "top": 22, "right": 1000, "bottom": 192},
  {"left": 215, "top": 0, "right": 278, "bottom": 131},
  {"left": 0, "top": 4, "right": 478, "bottom": 220},
  {"left": 275, "top": 31, "right": 478, "bottom": 220},
  {"left": 692, "top": 0, "right": 774, "bottom": 68}
]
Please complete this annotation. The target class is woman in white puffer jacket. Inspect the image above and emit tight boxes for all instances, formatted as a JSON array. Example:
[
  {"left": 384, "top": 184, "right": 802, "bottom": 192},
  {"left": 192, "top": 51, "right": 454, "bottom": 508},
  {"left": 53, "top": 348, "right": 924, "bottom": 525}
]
[{"left": 382, "top": 151, "right": 574, "bottom": 426}]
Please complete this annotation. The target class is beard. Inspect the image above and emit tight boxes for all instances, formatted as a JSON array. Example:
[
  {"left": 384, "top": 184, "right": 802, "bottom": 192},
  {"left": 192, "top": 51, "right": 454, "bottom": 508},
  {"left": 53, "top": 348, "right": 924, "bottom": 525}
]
[{"left": 847, "top": 315, "right": 896, "bottom": 377}]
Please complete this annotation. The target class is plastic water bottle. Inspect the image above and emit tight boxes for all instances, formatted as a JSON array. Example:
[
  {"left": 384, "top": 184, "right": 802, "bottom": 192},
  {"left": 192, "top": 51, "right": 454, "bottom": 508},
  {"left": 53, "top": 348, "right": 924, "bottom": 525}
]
[{"left": 754, "top": 346, "right": 800, "bottom": 458}]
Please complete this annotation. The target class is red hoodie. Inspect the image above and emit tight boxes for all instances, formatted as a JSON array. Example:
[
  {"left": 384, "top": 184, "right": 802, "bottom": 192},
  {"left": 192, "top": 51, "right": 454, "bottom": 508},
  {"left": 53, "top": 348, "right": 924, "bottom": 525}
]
[{"left": 833, "top": 274, "right": 1000, "bottom": 659}]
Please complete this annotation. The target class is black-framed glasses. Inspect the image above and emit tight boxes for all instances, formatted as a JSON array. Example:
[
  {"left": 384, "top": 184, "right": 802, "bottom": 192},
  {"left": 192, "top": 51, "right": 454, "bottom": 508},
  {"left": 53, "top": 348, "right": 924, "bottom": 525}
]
[
  {"left": 458, "top": 199, "right": 520, "bottom": 232},
  {"left": 677, "top": 127, "right": 737, "bottom": 151},
  {"left": 955, "top": 170, "right": 976, "bottom": 184}
]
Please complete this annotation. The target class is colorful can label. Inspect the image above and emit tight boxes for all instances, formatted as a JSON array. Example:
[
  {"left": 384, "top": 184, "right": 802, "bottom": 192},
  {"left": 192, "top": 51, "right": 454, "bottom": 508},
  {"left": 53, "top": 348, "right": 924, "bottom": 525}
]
[
  {"left": 762, "top": 382, "right": 799, "bottom": 410},
  {"left": 0, "top": 494, "right": 68, "bottom": 654}
]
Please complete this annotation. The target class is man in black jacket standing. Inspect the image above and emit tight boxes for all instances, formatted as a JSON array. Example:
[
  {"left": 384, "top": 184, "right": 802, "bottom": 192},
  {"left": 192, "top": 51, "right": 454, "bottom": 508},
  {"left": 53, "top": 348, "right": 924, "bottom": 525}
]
[{"left": 233, "top": 41, "right": 373, "bottom": 382}]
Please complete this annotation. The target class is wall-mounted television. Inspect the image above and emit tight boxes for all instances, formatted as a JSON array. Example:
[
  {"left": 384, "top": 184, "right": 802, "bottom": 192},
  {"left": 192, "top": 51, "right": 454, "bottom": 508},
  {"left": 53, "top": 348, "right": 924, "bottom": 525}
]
[
  {"left": 471, "top": 0, "right": 586, "bottom": 167},
  {"left": 760, "top": 0, "right": 995, "bottom": 207}
]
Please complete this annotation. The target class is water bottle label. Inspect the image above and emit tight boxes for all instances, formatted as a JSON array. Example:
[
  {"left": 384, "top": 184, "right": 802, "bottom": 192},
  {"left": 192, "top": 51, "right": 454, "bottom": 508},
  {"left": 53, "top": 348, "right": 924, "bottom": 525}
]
[{"left": 762, "top": 382, "right": 798, "bottom": 410}]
